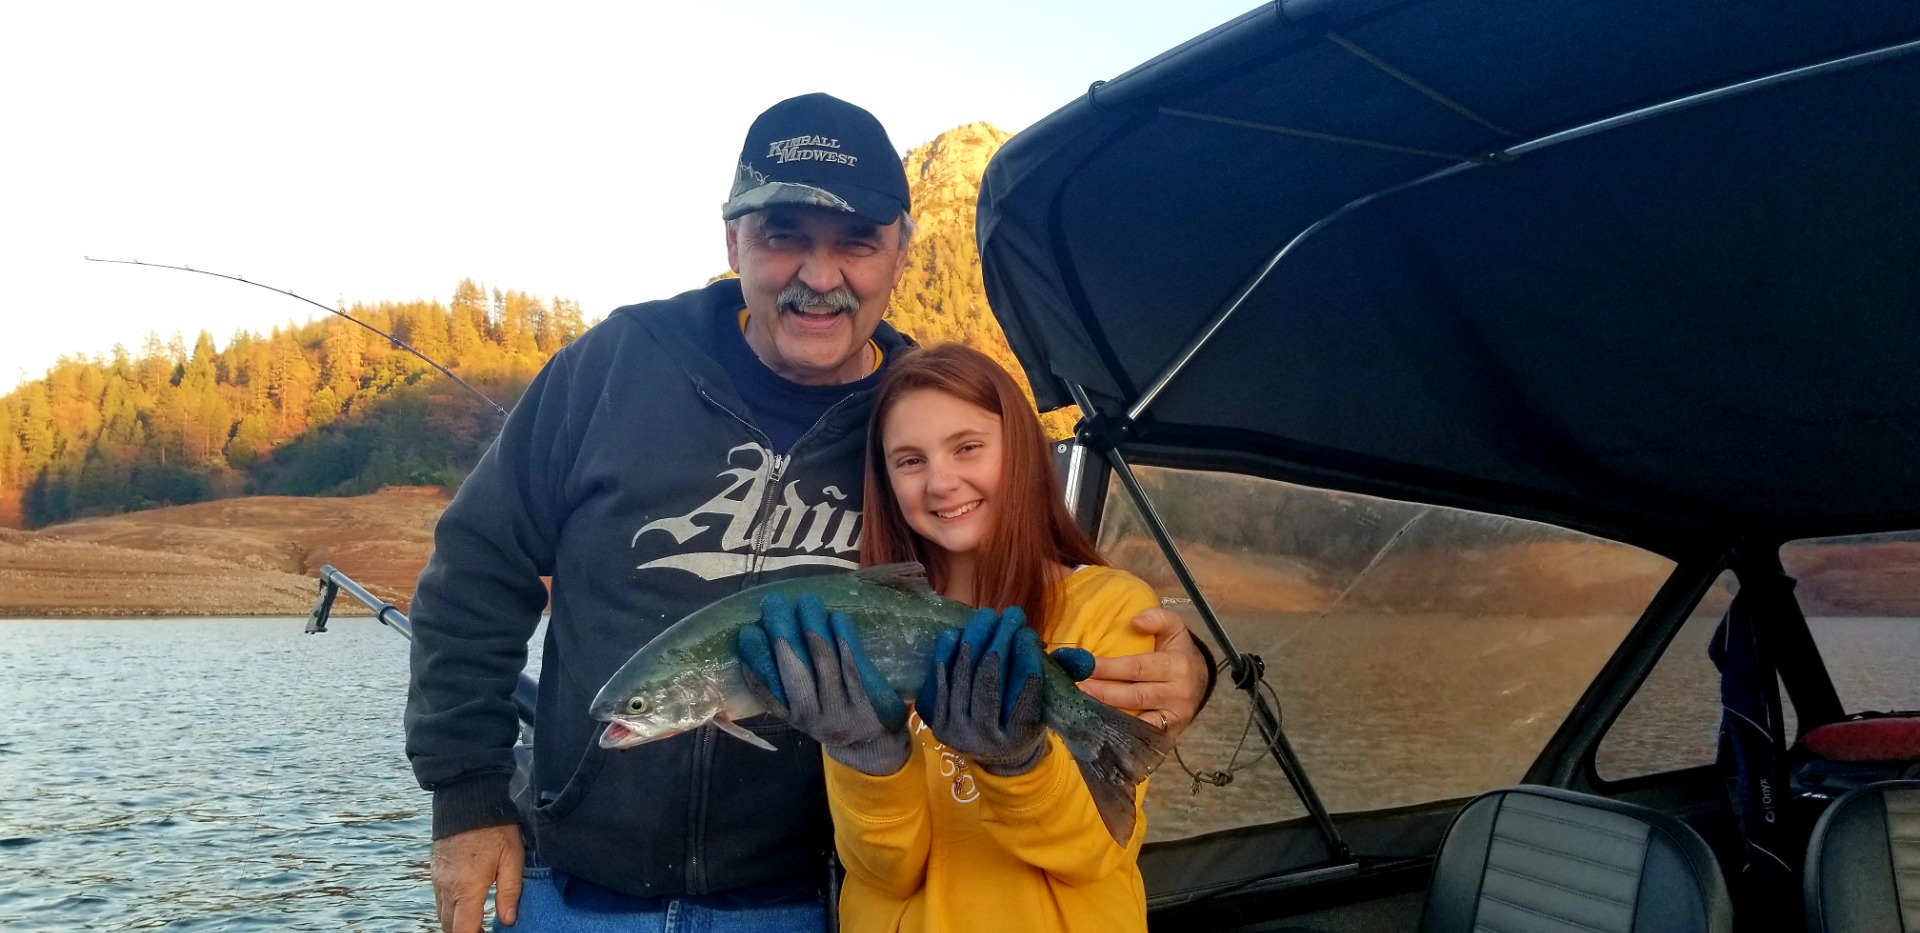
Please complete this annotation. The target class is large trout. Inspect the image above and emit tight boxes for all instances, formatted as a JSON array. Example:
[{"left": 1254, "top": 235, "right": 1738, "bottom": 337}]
[{"left": 590, "top": 562, "right": 1174, "bottom": 844}]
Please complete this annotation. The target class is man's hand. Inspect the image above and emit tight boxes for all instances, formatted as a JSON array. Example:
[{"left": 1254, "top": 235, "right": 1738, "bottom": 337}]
[
  {"left": 431, "top": 823, "right": 522, "bottom": 932},
  {"left": 1078, "top": 607, "right": 1208, "bottom": 738}
]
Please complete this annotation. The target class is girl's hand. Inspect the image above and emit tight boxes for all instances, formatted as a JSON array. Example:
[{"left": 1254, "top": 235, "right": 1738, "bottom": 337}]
[
  {"left": 737, "top": 592, "right": 912, "bottom": 776},
  {"left": 918, "top": 607, "right": 1049, "bottom": 776}
]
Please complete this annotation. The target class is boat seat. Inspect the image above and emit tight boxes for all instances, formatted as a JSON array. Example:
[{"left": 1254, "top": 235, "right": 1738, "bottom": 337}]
[
  {"left": 1803, "top": 779, "right": 1920, "bottom": 932},
  {"left": 1419, "top": 785, "right": 1731, "bottom": 933}
]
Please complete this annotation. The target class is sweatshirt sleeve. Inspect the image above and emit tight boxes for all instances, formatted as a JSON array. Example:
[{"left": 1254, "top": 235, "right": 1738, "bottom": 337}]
[
  {"left": 404, "top": 349, "right": 577, "bottom": 839},
  {"left": 824, "top": 742, "right": 933, "bottom": 899},
  {"left": 969, "top": 569, "right": 1159, "bottom": 884}
]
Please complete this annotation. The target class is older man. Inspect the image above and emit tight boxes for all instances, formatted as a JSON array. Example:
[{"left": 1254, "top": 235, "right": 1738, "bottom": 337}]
[{"left": 405, "top": 93, "right": 1209, "bottom": 932}]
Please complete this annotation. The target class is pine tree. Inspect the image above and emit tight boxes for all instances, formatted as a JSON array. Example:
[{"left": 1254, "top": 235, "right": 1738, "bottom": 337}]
[
  {"left": 0, "top": 400, "right": 21, "bottom": 489},
  {"left": 449, "top": 279, "right": 487, "bottom": 364}
]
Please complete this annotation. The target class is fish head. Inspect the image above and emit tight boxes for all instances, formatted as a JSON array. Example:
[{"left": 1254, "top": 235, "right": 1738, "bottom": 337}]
[{"left": 590, "top": 659, "right": 725, "bottom": 750}]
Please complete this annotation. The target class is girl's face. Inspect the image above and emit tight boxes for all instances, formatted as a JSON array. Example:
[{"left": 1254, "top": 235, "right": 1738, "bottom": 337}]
[{"left": 880, "top": 388, "right": 1004, "bottom": 561}]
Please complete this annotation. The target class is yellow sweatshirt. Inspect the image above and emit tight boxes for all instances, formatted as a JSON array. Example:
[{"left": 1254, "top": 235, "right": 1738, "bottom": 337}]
[{"left": 824, "top": 565, "right": 1159, "bottom": 933}]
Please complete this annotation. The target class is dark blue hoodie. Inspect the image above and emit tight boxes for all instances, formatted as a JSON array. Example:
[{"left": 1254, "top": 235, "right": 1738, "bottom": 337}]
[{"left": 406, "top": 278, "right": 913, "bottom": 898}]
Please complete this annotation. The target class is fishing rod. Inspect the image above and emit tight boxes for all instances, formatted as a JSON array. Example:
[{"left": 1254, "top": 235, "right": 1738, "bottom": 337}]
[
  {"left": 83, "top": 256, "right": 508, "bottom": 418},
  {"left": 308, "top": 565, "right": 539, "bottom": 726}
]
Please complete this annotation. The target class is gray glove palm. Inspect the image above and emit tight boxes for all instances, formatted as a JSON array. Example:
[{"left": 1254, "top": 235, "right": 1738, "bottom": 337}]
[
  {"left": 737, "top": 593, "right": 912, "bottom": 777},
  {"left": 918, "top": 606, "right": 1049, "bottom": 777}
]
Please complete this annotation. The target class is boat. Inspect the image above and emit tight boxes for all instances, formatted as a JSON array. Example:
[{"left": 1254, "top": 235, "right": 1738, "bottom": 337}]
[{"left": 973, "top": 0, "right": 1920, "bottom": 929}]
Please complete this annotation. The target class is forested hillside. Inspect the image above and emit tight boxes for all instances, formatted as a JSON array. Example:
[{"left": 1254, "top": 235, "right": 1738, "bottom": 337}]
[
  {"left": 0, "top": 283, "right": 587, "bottom": 528},
  {"left": 1, "top": 123, "right": 1063, "bottom": 529}
]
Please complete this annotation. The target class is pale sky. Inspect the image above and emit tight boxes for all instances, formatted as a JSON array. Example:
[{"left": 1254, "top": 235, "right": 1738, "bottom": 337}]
[{"left": 0, "top": 1, "right": 1259, "bottom": 392}]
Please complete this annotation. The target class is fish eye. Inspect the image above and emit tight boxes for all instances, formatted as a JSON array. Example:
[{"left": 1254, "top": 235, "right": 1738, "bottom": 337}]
[{"left": 627, "top": 697, "right": 648, "bottom": 715}]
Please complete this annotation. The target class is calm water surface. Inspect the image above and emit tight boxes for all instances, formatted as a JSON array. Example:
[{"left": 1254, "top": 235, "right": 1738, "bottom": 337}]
[{"left": 0, "top": 618, "right": 520, "bottom": 932}]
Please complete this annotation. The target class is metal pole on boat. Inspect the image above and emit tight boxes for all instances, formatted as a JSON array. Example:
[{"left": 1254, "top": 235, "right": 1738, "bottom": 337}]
[
  {"left": 306, "top": 564, "right": 539, "bottom": 726},
  {"left": 1067, "top": 385, "right": 1353, "bottom": 863}
]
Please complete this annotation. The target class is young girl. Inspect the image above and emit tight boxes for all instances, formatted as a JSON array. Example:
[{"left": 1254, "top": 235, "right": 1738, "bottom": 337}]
[{"left": 829, "top": 342, "right": 1157, "bottom": 932}]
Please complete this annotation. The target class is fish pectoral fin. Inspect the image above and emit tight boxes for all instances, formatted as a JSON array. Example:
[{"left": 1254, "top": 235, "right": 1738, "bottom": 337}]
[{"left": 712, "top": 713, "right": 778, "bottom": 751}]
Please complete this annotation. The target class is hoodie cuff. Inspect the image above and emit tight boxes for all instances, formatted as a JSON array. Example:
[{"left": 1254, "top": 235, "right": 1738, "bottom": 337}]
[
  {"left": 1193, "top": 633, "right": 1220, "bottom": 712},
  {"left": 825, "top": 745, "right": 928, "bottom": 823},
  {"left": 431, "top": 774, "right": 520, "bottom": 840}
]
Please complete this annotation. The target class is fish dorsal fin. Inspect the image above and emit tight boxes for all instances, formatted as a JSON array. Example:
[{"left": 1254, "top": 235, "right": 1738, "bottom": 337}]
[{"left": 855, "top": 562, "right": 936, "bottom": 598}]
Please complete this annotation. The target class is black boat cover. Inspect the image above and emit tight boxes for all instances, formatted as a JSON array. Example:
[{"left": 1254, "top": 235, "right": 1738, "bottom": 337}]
[{"left": 978, "top": 0, "right": 1920, "bottom": 551}]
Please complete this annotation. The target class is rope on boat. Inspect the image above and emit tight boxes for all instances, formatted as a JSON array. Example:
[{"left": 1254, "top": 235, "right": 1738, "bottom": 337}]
[{"left": 1172, "top": 654, "right": 1285, "bottom": 795}]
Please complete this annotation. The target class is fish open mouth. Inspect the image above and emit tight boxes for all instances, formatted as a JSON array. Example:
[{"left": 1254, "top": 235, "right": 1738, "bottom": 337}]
[{"left": 600, "top": 720, "right": 678, "bottom": 750}]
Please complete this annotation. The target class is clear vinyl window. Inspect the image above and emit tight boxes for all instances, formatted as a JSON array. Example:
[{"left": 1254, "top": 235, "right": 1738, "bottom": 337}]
[
  {"left": 1593, "top": 572, "right": 1736, "bottom": 782},
  {"left": 1596, "top": 531, "right": 1920, "bottom": 783},
  {"left": 1099, "top": 465, "right": 1671, "bottom": 842},
  {"left": 1780, "top": 531, "right": 1920, "bottom": 715}
]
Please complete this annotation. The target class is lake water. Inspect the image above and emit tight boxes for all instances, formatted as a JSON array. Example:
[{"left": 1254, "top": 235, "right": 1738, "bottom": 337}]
[
  {"left": 0, "top": 619, "right": 440, "bottom": 932},
  {"left": 2, "top": 615, "right": 1915, "bottom": 930}
]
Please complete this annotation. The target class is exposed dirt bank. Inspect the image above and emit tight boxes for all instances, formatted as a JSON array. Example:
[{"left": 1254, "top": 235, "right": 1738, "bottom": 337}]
[{"left": 0, "top": 487, "right": 446, "bottom": 618}]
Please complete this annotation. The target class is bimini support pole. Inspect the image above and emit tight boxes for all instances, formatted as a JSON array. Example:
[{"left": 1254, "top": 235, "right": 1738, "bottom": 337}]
[
  {"left": 1067, "top": 384, "right": 1352, "bottom": 863},
  {"left": 1132, "top": 35, "right": 1920, "bottom": 424}
]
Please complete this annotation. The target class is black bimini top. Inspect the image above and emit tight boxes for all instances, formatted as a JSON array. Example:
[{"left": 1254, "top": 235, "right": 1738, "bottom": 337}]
[{"left": 977, "top": 0, "right": 1920, "bottom": 552}]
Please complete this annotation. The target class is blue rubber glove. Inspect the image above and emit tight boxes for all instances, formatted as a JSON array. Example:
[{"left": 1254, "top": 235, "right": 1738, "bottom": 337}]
[
  {"left": 737, "top": 593, "right": 910, "bottom": 776},
  {"left": 917, "top": 607, "right": 1050, "bottom": 776},
  {"left": 1049, "top": 646, "right": 1096, "bottom": 682}
]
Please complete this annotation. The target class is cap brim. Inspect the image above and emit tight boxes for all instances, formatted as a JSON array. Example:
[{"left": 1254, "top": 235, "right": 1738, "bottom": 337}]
[{"left": 721, "top": 181, "right": 904, "bottom": 225}]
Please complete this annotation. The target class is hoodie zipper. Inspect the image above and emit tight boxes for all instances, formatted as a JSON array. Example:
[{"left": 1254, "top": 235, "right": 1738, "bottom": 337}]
[
  {"left": 746, "top": 396, "right": 863, "bottom": 577},
  {"left": 686, "top": 385, "right": 762, "bottom": 895},
  {"left": 685, "top": 386, "right": 847, "bottom": 893},
  {"left": 698, "top": 385, "right": 858, "bottom": 585}
]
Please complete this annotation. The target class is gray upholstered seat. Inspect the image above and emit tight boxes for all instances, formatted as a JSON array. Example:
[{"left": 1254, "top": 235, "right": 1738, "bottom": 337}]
[
  {"left": 1420, "top": 786, "right": 1732, "bottom": 933},
  {"left": 1804, "top": 779, "right": 1920, "bottom": 932}
]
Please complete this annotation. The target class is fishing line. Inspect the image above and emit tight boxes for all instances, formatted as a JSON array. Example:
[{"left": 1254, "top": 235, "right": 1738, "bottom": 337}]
[
  {"left": 1266, "top": 506, "right": 1432, "bottom": 655},
  {"left": 1172, "top": 657, "right": 1287, "bottom": 795},
  {"left": 83, "top": 257, "right": 508, "bottom": 418},
  {"left": 1172, "top": 510, "right": 1433, "bottom": 794}
]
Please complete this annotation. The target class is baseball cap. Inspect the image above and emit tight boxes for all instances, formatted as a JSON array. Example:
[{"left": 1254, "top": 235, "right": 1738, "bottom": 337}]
[{"left": 721, "top": 93, "right": 910, "bottom": 225}]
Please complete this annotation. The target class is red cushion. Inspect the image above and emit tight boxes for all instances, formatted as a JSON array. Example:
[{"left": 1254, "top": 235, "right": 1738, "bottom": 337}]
[{"left": 1804, "top": 715, "right": 1920, "bottom": 762}]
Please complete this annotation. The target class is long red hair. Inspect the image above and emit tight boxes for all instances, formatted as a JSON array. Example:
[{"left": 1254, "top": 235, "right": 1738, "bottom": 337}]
[{"left": 861, "top": 343, "right": 1104, "bottom": 638}]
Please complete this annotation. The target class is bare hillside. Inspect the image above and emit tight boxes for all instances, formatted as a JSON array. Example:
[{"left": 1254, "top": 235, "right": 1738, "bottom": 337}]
[{"left": 0, "top": 487, "right": 446, "bottom": 618}]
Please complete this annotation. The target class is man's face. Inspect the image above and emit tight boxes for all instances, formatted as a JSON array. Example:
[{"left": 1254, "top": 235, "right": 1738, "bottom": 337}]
[{"left": 727, "top": 205, "right": 909, "bottom": 386}]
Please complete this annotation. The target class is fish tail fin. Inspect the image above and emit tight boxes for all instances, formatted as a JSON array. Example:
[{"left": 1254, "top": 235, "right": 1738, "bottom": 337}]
[{"left": 1047, "top": 693, "right": 1176, "bottom": 845}]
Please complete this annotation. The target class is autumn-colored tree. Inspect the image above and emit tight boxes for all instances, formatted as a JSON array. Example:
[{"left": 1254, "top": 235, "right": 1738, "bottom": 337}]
[
  {"left": 448, "top": 279, "right": 488, "bottom": 365},
  {"left": 320, "top": 316, "right": 366, "bottom": 404},
  {"left": 1, "top": 280, "right": 592, "bottom": 528},
  {"left": 0, "top": 400, "right": 22, "bottom": 489}
]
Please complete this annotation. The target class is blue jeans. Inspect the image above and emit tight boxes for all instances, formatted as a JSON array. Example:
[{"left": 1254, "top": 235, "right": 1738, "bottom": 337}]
[{"left": 497, "top": 857, "right": 828, "bottom": 933}]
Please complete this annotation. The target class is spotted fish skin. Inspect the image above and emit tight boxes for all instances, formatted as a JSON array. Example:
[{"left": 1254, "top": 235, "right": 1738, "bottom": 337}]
[{"left": 589, "top": 562, "right": 1174, "bottom": 844}]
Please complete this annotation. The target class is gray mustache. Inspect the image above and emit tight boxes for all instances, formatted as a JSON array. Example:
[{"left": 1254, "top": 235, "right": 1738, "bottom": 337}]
[{"left": 776, "top": 283, "right": 859, "bottom": 314}]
